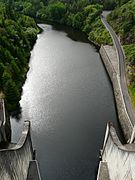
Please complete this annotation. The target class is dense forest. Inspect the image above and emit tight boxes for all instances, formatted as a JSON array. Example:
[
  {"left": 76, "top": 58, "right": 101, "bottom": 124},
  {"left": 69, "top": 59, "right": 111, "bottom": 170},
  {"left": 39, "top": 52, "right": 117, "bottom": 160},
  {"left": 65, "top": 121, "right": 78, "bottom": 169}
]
[
  {"left": 0, "top": 0, "right": 110, "bottom": 114},
  {"left": 107, "top": 0, "right": 135, "bottom": 106},
  {"left": 0, "top": 0, "right": 134, "bottom": 112},
  {"left": 13, "top": 0, "right": 113, "bottom": 44},
  {"left": 0, "top": 1, "right": 39, "bottom": 112}
]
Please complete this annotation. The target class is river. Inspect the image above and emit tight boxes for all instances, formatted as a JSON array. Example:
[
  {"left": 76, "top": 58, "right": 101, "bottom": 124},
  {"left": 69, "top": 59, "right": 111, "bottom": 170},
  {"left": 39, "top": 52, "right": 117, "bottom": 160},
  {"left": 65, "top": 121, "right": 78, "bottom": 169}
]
[{"left": 11, "top": 24, "right": 118, "bottom": 180}]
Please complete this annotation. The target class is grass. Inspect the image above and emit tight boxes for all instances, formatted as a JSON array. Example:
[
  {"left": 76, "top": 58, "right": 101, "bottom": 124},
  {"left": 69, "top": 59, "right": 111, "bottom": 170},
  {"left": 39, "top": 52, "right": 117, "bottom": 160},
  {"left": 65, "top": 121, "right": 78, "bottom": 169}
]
[
  {"left": 128, "top": 86, "right": 135, "bottom": 108},
  {"left": 124, "top": 44, "right": 135, "bottom": 64}
]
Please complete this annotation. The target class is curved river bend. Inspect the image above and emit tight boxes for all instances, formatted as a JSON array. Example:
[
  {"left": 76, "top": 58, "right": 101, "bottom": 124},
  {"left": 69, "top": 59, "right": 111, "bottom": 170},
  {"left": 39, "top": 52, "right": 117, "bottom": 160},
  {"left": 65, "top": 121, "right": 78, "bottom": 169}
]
[{"left": 11, "top": 24, "right": 118, "bottom": 180}]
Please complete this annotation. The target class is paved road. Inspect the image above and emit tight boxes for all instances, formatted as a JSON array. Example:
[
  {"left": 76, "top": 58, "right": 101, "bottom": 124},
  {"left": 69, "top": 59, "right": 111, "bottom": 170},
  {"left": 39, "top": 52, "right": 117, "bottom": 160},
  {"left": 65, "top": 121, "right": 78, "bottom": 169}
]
[{"left": 101, "top": 15, "right": 135, "bottom": 126}]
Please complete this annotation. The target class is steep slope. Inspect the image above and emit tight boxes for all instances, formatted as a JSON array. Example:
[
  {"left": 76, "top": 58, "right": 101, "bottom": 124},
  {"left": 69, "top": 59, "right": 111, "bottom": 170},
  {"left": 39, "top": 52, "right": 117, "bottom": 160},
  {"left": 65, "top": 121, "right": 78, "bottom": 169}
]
[
  {"left": 108, "top": 0, "right": 135, "bottom": 107},
  {"left": 0, "top": 1, "right": 39, "bottom": 112}
]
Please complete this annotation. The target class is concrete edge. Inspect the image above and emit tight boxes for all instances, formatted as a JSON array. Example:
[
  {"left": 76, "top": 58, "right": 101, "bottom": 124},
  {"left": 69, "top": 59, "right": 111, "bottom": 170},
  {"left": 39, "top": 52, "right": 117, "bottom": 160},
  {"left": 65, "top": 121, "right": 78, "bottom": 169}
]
[
  {"left": 0, "top": 121, "right": 31, "bottom": 151},
  {"left": 27, "top": 160, "right": 41, "bottom": 180},
  {"left": 103, "top": 123, "right": 135, "bottom": 153},
  {"left": 100, "top": 45, "right": 133, "bottom": 140},
  {"left": 97, "top": 161, "right": 110, "bottom": 180}
]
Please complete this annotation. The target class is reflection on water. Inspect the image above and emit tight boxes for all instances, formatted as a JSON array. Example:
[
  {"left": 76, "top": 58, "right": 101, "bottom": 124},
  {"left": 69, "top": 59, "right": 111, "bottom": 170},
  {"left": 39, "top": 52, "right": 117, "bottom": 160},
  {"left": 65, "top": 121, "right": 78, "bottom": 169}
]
[{"left": 11, "top": 24, "right": 118, "bottom": 180}]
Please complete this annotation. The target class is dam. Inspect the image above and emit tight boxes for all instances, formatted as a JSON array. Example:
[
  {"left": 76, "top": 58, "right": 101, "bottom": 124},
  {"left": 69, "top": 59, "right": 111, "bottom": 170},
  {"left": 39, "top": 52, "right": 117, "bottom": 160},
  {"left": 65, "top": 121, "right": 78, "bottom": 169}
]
[
  {"left": 0, "top": 99, "right": 41, "bottom": 180},
  {"left": 97, "top": 14, "right": 135, "bottom": 180}
]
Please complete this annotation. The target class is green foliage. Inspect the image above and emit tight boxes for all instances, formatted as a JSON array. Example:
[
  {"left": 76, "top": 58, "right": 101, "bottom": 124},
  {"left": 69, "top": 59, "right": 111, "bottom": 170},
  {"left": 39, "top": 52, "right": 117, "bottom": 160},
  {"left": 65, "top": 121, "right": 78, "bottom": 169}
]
[
  {"left": 45, "top": 2, "right": 66, "bottom": 23},
  {"left": 67, "top": 12, "right": 85, "bottom": 29},
  {"left": 108, "top": 0, "right": 135, "bottom": 44},
  {"left": 124, "top": 45, "right": 135, "bottom": 65},
  {"left": 4, "top": 79, "right": 20, "bottom": 110},
  {"left": 108, "top": 0, "right": 135, "bottom": 103},
  {"left": 0, "top": 0, "right": 114, "bottom": 112},
  {"left": 0, "top": 62, "right": 4, "bottom": 88},
  {"left": 6, "top": 0, "right": 111, "bottom": 47},
  {"left": 0, "top": 1, "right": 39, "bottom": 112},
  {"left": 128, "top": 85, "right": 135, "bottom": 108},
  {"left": 88, "top": 18, "right": 112, "bottom": 45},
  {"left": 72, "top": 12, "right": 84, "bottom": 29},
  {"left": 89, "top": 0, "right": 130, "bottom": 10},
  {"left": 68, "top": 0, "right": 90, "bottom": 13},
  {"left": 103, "top": 0, "right": 117, "bottom": 10},
  {"left": 124, "top": 44, "right": 135, "bottom": 91}
]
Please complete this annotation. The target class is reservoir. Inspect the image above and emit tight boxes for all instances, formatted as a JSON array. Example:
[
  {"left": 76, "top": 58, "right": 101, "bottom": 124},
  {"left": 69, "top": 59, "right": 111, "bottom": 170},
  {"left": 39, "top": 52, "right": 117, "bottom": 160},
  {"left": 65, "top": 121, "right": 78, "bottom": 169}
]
[{"left": 11, "top": 24, "right": 118, "bottom": 180}]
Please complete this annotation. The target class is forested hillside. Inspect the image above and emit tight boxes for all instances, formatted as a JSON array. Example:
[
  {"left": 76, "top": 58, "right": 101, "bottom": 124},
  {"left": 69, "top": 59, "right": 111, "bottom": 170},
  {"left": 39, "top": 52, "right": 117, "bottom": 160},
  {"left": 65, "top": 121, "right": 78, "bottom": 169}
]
[
  {"left": 1, "top": 0, "right": 110, "bottom": 114},
  {"left": 0, "top": 1, "right": 39, "bottom": 113},
  {"left": 108, "top": 0, "right": 135, "bottom": 106},
  {"left": 1, "top": 0, "right": 134, "bottom": 113},
  {"left": 13, "top": 0, "right": 112, "bottom": 45}
]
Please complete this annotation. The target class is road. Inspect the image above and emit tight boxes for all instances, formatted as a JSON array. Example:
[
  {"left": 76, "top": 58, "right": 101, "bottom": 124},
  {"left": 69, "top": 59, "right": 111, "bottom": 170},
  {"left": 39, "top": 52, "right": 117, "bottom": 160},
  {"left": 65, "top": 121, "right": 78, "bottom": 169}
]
[{"left": 101, "top": 14, "right": 135, "bottom": 126}]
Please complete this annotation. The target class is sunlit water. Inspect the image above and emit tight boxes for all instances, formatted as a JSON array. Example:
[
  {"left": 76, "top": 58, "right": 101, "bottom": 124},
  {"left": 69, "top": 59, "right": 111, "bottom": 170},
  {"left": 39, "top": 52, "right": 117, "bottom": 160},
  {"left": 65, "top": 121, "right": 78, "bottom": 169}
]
[{"left": 11, "top": 24, "right": 118, "bottom": 180}]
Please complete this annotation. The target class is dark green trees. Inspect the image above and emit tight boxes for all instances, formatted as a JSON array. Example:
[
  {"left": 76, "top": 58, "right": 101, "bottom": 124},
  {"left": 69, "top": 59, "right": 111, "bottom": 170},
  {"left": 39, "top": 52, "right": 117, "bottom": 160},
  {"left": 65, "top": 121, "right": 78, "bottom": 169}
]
[
  {"left": 45, "top": 2, "right": 66, "bottom": 22},
  {"left": 0, "top": 1, "right": 39, "bottom": 112}
]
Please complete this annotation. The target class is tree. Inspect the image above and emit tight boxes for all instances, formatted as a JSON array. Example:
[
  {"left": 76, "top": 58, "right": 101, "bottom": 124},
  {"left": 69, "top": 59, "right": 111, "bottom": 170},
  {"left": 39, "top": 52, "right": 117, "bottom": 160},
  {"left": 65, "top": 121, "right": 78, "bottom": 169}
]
[
  {"left": 45, "top": 2, "right": 66, "bottom": 22},
  {"left": 4, "top": 79, "right": 20, "bottom": 111},
  {"left": 0, "top": 62, "right": 4, "bottom": 88}
]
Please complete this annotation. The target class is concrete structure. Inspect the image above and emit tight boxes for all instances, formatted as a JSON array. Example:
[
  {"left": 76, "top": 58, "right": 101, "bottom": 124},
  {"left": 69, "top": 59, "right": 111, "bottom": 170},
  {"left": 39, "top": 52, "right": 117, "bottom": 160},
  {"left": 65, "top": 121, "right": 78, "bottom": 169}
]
[
  {"left": 100, "top": 45, "right": 133, "bottom": 140},
  {"left": 0, "top": 99, "right": 41, "bottom": 180},
  {"left": 97, "top": 14, "right": 135, "bottom": 180},
  {"left": 0, "top": 99, "right": 11, "bottom": 143},
  {"left": 98, "top": 44, "right": 135, "bottom": 180},
  {"left": 98, "top": 123, "right": 135, "bottom": 180},
  {"left": 27, "top": 160, "right": 41, "bottom": 180},
  {"left": 101, "top": 14, "right": 135, "bottom": 140},
  {"left": 0, "top": 120, "right": 41, "bottom": 180},
  {"left": 97, "top": 161, "right": 110, "bottom": 180}
]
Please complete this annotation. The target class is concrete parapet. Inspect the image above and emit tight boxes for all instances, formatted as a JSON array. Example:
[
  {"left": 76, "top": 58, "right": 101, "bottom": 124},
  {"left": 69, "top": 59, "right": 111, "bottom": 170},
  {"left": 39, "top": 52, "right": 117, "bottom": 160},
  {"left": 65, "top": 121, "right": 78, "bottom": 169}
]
[
  {"left": 97, "top": 123, "right": 135, "bottom": 180},
  {"left": 100, "top": 45, "right": 133, "bottom": 140}
]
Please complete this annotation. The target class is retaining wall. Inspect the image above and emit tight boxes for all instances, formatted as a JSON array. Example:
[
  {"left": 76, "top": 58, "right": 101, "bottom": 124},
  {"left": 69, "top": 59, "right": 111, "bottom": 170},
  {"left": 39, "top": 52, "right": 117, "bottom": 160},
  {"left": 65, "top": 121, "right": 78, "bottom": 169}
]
[{"left": 100, "top": 45, "right": 133, "bottom": 140}]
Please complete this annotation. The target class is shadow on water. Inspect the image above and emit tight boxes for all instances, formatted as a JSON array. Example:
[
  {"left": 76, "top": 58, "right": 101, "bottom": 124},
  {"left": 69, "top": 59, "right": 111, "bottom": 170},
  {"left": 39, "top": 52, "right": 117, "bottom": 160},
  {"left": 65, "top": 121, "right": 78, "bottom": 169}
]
[
  {"left": 52, "top": 24, "right": 90, "bottom": 43},
  {"left": 10, "top": 104, "right": 22, "bottom": 121}
]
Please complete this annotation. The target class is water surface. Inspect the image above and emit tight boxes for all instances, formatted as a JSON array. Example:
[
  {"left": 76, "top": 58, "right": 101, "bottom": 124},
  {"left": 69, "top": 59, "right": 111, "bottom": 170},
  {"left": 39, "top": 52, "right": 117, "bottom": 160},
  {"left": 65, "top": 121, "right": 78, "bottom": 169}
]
[{"left": 11, "top": 24, "right": 118, "bottom": 180}]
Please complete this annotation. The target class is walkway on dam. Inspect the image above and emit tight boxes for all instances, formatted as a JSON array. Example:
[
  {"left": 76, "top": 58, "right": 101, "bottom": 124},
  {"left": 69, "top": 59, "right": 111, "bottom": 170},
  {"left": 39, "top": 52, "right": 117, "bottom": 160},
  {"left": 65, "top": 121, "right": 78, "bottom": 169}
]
[{"left": 101, "top": 14, "right": 135, "bottom": 126}]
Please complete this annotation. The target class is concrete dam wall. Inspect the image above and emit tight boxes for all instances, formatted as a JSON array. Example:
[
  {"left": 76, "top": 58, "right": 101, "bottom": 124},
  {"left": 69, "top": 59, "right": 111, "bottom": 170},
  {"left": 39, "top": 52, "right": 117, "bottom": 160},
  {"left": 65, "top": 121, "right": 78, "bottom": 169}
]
[
  {"left": 100, "top": 45, "right": 133, "bottom": 140},
  {"left": 0, "top": 121, "right": 33, "bottom": 180},
  {"left": 0, "top": 120, "right": 41, "bottom": 179},
  {"left": 98, "top": 123, "right": 135, "bottom": 180},
  {"left": 0, "top": 99, "right": 41, "bottom": 179},
  {"left": 97, "top": 45, "right": 135, "bottom": 180}
]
